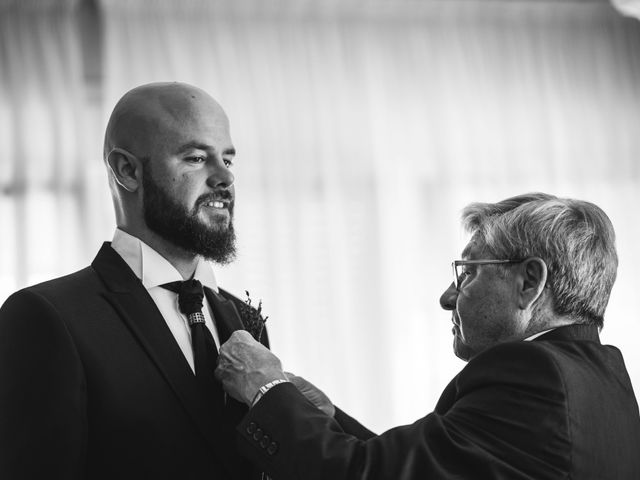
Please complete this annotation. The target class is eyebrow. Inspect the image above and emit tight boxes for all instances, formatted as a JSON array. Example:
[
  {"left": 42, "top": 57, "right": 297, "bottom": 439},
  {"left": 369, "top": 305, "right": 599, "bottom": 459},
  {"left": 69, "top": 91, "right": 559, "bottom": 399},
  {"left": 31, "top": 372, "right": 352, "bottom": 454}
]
[{"left": 176, "top": 141, "right": 236, "bottom": 156}]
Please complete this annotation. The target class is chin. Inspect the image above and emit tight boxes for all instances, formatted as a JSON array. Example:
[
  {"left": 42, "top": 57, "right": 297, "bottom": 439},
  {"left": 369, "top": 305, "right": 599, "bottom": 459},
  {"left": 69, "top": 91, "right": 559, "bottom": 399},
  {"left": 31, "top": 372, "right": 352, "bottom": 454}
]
[
  {"left": 209, "top": 221, "right": 231, "bottom": 232},
  {"left": 453, "top": 336, "right": 477, "bottom": 362}
]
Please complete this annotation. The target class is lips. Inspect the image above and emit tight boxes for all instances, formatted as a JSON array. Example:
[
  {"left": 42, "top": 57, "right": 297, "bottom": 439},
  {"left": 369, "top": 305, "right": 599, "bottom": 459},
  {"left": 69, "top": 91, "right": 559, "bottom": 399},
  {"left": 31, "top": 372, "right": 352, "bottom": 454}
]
[{"left": 198, "top": 191, "right": 233, "bottom": 210}]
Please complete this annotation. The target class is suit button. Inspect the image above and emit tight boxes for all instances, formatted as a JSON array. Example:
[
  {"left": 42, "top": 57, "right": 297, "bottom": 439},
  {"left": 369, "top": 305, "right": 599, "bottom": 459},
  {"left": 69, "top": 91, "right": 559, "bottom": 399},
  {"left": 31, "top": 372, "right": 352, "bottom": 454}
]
[
  {"left": 253, "top": 428, "right": 264, "bottom": 441},
  {"left": 266, "top": 442, "right": 278, "bottom": 456},
  {"left": 246, "top": 422, "right": 257, "bottom": 434},
  {"left": 260, "top": 435, "right": 270, "bottom": 448}
]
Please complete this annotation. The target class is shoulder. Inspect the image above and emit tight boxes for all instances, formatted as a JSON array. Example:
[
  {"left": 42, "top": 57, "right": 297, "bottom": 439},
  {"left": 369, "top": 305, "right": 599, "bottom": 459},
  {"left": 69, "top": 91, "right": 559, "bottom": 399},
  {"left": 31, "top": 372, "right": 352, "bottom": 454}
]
[
  {"left": 445, "top": 344, "right": 565, "bottom": 417},
  {"left": 453, "top": 337, "right": 621, "bottom": 412},
  {"left": 0, "top": 277, "right": 89, "bottom": 349},
  {"left": 462, "top": 334, "right": 619, "bottom": 384},
  {"left": 7, "top": 265, "right": 93, "bottom": 296},
  {"left": 455, "top": 340, "right": 569, "bottom": 403},
  {"left": 464, "top": 340, "right": 562, "bottom": 376},
  {"left": 1, "top": 266, "right": 103, "bottom": 324},
  {"left": 22, "top": 266, "right": 102, "bottom": 302},
  {"left": 430, "top": 341, "right": 586, "bottom": 478}
]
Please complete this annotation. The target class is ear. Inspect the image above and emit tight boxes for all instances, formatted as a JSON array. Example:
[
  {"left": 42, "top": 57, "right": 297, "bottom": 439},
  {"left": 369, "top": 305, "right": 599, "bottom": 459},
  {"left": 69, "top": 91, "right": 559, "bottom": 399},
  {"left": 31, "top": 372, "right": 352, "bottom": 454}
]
[
  {"left": 106, "top": 148, "right": 143, "bottom": 193},
  {"left": 517, "top": 257, "right": 548, "bottom": 310}
]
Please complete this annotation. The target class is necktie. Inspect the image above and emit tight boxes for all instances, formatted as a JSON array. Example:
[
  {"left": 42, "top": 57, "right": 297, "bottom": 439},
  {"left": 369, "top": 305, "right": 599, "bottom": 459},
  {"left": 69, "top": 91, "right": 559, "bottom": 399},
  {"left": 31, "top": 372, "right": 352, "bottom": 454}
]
[
  {"left": 163, "top": 279, "right": 261, "bottom": 479},
  {"left": 162, "top": 279, "right": 221, "bottom": 402}
]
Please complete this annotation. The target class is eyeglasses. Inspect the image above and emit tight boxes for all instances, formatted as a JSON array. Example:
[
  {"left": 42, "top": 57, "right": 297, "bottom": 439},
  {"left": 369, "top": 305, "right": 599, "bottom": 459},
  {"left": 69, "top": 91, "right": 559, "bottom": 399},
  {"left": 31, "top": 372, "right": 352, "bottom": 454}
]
[{"left": 451, "top": 259, "right": 522, "bottom": 291}]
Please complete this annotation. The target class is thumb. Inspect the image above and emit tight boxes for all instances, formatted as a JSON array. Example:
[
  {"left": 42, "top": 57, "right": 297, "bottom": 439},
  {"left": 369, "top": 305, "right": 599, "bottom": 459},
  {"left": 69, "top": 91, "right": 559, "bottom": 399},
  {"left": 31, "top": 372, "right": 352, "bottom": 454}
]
[{"left": 230, "top": 329, "right": 254, "bottom": 342}]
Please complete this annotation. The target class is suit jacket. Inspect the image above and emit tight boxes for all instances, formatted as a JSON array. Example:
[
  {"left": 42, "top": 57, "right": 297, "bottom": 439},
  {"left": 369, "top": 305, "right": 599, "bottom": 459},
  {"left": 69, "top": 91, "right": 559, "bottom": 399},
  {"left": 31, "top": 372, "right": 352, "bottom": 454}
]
[
  {"left": 237, "top": 325, "right": 640, "bottom": 479},
  {"left": 0, "top": 243, "right": 270, "bottom": 479}
]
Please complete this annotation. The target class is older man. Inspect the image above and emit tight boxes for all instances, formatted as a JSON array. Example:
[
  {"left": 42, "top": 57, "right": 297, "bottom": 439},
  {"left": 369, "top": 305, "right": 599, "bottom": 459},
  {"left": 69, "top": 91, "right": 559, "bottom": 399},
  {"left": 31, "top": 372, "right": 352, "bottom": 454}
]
[
  {"left": 217, "top": 193, "right": 640, "bottom": 479},
  {"left": 0, "top": 82, "right": 264, "bottom": 479}
]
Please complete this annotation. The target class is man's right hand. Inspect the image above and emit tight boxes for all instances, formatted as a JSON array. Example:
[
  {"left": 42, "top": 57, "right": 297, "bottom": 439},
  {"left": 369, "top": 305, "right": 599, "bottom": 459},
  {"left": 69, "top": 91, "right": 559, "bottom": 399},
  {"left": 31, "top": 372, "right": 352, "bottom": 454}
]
[{"left": 215, "top": 331, "right": 287, "bottom": 406}]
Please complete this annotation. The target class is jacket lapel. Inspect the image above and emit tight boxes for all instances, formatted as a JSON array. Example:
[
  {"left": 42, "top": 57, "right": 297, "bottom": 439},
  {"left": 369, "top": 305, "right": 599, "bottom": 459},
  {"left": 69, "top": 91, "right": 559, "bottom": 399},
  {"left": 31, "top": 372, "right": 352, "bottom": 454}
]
[
  {"left": 205, "top": 287, "right": 245, "bottom": 343},
  {"left": 91, "top": 243, "right": 246, "bottom": 476}
]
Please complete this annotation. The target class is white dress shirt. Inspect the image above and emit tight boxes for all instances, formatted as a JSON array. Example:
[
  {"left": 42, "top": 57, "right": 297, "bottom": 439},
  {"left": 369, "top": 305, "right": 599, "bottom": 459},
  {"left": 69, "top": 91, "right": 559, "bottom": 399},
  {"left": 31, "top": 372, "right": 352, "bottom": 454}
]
[{"left": 111, "top": 228, "right": 221, "bottom": 373}]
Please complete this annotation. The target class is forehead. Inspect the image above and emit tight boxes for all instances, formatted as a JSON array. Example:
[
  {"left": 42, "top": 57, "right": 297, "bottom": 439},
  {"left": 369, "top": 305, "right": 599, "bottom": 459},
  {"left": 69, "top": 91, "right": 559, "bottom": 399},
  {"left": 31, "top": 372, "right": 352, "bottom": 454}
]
[
  {"left": 461, "top": 235, "right": 486, "bottom": 260},
  {"left": 155, "top": 97, "right": 232, "bottom": 151},
  {"left": 112, "top": 86, "right": 232, "bottom": 157},
  {"left": 107, "top": 84, "right": 233, "bottom": 153}
]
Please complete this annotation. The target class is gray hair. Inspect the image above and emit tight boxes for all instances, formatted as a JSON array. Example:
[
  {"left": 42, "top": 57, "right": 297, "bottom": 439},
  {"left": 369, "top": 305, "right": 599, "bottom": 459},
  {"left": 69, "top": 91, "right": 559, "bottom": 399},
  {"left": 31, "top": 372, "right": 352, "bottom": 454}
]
[{"left": 462, "top": 193, "right": 617, "bottom": 328}]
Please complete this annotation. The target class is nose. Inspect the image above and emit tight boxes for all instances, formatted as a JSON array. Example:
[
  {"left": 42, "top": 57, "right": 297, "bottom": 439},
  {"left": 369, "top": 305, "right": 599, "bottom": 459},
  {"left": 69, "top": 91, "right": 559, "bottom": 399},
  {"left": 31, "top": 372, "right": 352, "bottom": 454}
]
[
  {"left": 439, "top": 283, "right": 457, "bottom": 311},
  {"left": 206, "top": 157, "right": 234, "bottom": 189}
]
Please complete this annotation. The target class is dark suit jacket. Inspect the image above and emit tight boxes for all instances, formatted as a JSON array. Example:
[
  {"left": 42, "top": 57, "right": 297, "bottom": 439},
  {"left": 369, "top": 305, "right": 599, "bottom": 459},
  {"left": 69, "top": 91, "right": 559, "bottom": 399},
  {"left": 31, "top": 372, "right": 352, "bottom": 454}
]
[
  {"left": 0, "top": 243, "right": 269, "bottom": 479},
  {"left": 237, "top": 325, "right": 640, "bottom": 479}
]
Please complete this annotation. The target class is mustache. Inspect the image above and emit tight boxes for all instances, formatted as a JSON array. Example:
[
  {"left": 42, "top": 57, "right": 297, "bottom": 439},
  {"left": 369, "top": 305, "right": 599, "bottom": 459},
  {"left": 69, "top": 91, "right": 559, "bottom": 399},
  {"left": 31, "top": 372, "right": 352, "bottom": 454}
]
[{"left": 195, "top": 190, "right": 234, "bottom": 207}]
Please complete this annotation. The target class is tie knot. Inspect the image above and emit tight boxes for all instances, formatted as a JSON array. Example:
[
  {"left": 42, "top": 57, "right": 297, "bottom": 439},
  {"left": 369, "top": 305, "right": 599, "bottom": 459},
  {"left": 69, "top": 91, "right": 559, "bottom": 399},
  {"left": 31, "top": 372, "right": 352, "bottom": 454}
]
[{"left": 163, "top": 279, "right": 204, "bottom": 316}]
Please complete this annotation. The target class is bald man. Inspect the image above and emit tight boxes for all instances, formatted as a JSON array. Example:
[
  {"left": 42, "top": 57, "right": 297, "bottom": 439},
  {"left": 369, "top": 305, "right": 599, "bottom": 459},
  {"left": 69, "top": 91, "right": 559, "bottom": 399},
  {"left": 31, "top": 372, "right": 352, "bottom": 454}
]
[{"left": 0, "top": 83, "right": 272, "bottom": 479}]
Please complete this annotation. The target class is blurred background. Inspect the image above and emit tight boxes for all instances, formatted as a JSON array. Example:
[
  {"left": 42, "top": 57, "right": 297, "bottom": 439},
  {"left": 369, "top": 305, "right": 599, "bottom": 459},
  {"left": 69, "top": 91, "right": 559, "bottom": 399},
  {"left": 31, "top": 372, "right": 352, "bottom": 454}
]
[{"left": 1, "top": 0, "right": 639, "bottom": 433}]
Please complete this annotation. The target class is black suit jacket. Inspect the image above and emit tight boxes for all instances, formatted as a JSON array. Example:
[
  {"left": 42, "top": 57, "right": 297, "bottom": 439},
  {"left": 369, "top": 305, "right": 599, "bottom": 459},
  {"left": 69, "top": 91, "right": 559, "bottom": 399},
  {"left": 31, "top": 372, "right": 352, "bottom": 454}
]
[
  {"left": 0, "top": 243, "right": 268, "bottom": 479},
  {"left": 237, "top": 325, "right": 640, "bottom": 479}
]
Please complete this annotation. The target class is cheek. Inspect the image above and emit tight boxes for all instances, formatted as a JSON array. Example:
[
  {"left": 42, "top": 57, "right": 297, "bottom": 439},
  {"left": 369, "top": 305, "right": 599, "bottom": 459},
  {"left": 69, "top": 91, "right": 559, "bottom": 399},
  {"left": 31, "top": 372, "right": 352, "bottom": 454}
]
[
  {"left": 170, "top": 177, "right": 199, "bottom": 201},
  {"left": 457, "top": 293, "right": 499, "bottom": 339},
  {"left": 457, "top": 289, "right": 490, "bottom": 321}
]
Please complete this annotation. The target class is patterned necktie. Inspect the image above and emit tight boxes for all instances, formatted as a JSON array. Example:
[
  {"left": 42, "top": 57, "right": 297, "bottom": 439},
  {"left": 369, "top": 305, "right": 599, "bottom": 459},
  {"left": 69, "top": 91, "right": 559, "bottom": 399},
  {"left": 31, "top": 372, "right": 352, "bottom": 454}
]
[{"left": 162, "top": 279, "right": 220, "bottom": 402}]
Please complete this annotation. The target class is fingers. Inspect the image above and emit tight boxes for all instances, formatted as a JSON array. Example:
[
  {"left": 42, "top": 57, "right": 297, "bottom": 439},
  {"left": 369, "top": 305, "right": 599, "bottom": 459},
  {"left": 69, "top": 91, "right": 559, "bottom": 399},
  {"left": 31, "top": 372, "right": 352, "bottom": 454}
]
[
  {"left": 232, "top": 329, "right": 254, "bottom": 341},
  {"left": 213, "top": 352, "right": 230, "bottom": 383},
  {"left": 213, "top": 345, "right": 248, "bottom": 404},
  {"left": 214, "top": 329, "right": 287, "bottom": 406},
  {"left": 214, "top": 332, "right": 241, "bottom": 379},
  {"left": 286, "top": 374, "right": 308, "bottom": 390}
]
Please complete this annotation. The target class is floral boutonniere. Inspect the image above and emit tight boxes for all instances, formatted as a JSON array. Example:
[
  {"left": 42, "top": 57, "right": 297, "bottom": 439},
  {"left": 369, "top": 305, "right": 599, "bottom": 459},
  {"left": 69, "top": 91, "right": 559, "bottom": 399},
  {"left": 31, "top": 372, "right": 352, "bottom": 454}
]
[{"left": 238, "top": 290, "right": 268, "bottom": 342}]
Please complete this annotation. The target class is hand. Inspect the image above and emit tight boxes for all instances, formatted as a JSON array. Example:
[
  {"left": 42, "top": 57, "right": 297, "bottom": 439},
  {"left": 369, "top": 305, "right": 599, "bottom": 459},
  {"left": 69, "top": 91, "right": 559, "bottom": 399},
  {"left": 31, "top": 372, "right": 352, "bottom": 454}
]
[
  {"left": 285, "top": 372, "right": 335, "bottom": 417},
  {"left": 215, "top": 330, "right": 287, "bottom": 406}
]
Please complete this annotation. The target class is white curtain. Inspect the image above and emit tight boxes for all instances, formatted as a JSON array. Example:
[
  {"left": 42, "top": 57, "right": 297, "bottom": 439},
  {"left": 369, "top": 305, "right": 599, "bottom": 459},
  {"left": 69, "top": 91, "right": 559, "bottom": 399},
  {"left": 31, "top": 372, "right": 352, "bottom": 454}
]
[
  {"left": 3, "top": 0, "right": 640, "bottom": 432},
  {"left": 0, "top": 0, "right": 108, "bottom": 293}
]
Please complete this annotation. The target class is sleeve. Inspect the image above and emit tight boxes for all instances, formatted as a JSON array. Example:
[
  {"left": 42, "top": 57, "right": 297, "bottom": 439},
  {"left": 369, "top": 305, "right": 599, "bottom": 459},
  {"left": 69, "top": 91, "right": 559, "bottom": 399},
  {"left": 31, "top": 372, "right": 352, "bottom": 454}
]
[
  {"left": 0, "top": 289, "right": 87, "bottom": 479},
  {"left": 333, "top": 407, "right": 376, "bottom": 440},
  {"left": 235, "top": 343, "right": 571, "bottom": 480}
]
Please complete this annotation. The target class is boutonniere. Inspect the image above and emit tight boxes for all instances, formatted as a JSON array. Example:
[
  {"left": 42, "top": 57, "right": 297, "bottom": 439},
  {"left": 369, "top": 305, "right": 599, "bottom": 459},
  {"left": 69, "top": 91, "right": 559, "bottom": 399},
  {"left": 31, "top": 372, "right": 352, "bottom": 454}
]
[{"left": 238, "top": 290, "right": 268, "bottom": 342}]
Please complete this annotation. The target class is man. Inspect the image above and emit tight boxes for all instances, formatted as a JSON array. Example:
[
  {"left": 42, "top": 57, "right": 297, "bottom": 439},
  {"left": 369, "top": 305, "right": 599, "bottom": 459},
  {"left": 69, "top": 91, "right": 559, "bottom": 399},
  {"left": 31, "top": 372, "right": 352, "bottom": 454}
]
[
  {"left": 216, "top": 193, "right": 640, "bottom": 479},
  {"left": 0, "top": 82, "right": 267, "bottom": 479}
]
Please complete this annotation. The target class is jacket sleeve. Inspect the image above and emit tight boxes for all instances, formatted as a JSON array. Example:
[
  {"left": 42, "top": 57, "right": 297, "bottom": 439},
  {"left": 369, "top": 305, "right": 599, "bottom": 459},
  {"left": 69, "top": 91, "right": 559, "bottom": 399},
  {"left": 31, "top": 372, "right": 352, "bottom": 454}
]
[
  {"left": 0, "top": 289, "right": 87, "bottom": 479},
  {"left": 333, "top": 407, "right": 376, "bottom": 440},
  {"left": 235, "top": 343, "right": 571, "bottom": 480}
]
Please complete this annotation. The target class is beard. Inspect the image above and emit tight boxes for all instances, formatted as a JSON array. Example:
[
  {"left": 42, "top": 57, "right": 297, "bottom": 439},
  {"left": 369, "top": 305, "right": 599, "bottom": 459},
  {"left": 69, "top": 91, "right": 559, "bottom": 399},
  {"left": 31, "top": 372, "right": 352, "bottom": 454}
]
[{"left": 142, "top": 167, "right": 237, "bottom": 264}]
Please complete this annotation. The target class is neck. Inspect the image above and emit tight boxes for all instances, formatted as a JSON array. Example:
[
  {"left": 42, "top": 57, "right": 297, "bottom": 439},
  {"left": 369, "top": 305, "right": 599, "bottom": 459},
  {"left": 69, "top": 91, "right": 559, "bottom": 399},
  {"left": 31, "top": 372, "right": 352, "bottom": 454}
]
[
  {"left": 119, "top": 225, "right": 199, "bottom": 280},
  {"left": 524, "top": 309, "right": 577, "bottom": 339}
]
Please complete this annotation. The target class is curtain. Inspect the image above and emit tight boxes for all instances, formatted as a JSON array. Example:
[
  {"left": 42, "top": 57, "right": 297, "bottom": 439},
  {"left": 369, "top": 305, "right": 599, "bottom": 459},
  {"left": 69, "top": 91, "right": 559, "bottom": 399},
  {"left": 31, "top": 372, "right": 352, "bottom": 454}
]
[
  {"left": 0, "top": 0, "right": 111, "bottom": 294},
  {"left": 3, "top": 0, "right": 640, "bottom": 432}
]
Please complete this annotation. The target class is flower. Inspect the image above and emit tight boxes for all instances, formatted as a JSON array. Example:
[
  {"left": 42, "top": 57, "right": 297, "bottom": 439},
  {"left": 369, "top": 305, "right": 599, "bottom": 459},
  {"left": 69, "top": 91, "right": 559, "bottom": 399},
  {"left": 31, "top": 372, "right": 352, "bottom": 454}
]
[{"left": 238, "top": 290, "right": 268, "bottom": 342}]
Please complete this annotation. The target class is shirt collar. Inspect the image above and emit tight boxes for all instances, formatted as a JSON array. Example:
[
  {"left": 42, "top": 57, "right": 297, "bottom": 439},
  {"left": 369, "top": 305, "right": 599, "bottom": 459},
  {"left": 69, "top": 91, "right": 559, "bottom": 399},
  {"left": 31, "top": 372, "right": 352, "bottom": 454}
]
[
  {"left": 524, "top": 328, "right": 556, "bottom": 341},
  {"left": 111, "top": 228, "right": 218, "bottom": 292}
]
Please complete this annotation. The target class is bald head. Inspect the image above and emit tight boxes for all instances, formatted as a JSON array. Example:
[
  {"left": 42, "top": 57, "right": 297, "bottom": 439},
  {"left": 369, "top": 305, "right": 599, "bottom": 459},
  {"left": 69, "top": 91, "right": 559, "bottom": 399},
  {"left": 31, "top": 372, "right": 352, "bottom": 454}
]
[
  {"left": 103, "top": 82, "right": 228, "bottom": 161},
  {"left": 102, "top": 82, "right": 237, "bottom": 267}
]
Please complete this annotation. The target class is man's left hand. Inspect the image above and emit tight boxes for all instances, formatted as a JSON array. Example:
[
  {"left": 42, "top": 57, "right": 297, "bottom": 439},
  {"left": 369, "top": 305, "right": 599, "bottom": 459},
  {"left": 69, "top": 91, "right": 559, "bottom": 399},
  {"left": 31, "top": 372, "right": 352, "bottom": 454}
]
[{"left": 215, "top": 330, "right": 287, "bottom": 406}]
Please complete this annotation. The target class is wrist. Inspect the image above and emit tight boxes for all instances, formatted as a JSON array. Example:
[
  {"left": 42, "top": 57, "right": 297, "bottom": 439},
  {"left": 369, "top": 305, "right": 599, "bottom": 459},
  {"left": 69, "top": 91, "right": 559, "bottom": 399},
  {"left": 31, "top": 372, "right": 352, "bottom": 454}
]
[{"left": 251, "top": 378, "right": 289, "bottom": 407}]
